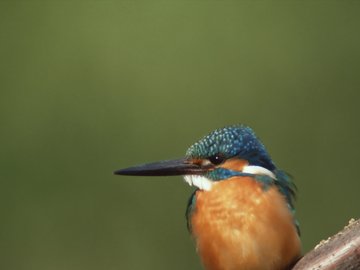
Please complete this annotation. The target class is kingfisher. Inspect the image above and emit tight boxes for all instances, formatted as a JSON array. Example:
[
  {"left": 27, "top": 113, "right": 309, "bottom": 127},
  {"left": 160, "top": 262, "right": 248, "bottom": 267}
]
[{"left": 114, "top": 125, "right": 301, "bottom": 270}]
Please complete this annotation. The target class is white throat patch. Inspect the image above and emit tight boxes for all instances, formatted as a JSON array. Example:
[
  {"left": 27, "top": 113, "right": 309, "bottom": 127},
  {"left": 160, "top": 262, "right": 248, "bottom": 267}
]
[
  {"left": 183, "top": 165, "right": 276, "bottom": 191},
  {"left": 184, "top": 175, "right": 213, "bottom": 191}
]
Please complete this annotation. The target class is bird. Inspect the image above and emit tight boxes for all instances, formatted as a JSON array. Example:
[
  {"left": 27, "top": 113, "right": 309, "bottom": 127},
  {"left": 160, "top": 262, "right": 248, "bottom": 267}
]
[{"left": 114, "top": 125, "right": 301, "bottom": 270}]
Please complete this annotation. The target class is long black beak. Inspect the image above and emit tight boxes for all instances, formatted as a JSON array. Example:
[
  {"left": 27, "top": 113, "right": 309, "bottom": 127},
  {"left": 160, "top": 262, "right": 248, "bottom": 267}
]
[{"left": 114, "top": 158, "right": 210, "bottom": 176}]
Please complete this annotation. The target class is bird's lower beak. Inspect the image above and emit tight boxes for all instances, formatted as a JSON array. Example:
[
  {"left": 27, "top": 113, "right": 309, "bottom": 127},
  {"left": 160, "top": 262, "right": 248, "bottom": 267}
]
[{"left": 114, "top": 158, "right": 210, "bottom": 176}]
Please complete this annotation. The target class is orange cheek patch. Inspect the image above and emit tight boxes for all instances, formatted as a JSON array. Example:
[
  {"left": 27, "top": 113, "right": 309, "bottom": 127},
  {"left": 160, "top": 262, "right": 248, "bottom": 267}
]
[
  {"left": 191, "top": 159, "right": 204, "bottom": 166},
  {"left": 220, "top": 158, "right": 248, "bottom": 171}
]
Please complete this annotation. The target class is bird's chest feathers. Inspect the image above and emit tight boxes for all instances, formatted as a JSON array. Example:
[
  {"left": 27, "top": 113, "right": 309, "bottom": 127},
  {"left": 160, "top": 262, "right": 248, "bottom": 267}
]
[{"left": 190, "top": 177, "right": 301, "bottom": 270}]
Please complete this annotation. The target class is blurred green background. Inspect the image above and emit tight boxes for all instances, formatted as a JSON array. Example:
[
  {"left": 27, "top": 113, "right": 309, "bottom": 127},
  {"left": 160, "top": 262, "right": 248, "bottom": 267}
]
[{"left": 1, "top": 1, "right": 359, "bottom": 270}]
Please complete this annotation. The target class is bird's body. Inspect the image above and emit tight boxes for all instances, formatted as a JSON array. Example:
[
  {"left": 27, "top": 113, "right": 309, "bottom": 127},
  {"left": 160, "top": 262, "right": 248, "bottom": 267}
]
[
  {"left": 190, "top": 176, "right": 301, "bottom": 270},
  {"left": 115, "top": 125, "right": 301, "bottom": 270}
]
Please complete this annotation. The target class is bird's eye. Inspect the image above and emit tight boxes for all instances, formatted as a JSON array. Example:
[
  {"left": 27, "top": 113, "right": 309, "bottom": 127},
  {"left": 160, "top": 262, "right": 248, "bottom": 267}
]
[{"left": 208, "top": 154, "right": 225, "bottom": 165}]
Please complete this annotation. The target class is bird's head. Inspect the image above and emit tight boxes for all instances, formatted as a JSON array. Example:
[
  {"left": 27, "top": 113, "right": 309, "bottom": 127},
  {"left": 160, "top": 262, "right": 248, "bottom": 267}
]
[{"left": 115, "top": 125, "right": 277, "bottom": 191}]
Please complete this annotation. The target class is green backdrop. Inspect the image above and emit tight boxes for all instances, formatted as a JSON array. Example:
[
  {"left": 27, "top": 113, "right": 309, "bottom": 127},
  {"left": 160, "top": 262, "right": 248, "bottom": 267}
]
[{"left": 1, "top": 2, "right": 359, "bottom": 270}]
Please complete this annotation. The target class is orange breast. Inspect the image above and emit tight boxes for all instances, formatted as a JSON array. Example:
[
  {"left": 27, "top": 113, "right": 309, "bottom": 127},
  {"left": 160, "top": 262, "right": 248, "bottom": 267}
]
[{"left": 191, "top": 177, "right": 301, "bottom": 270}]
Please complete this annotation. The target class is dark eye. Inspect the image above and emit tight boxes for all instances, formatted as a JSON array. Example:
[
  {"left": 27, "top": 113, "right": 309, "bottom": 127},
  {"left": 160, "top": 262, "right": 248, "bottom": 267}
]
[{"left": 208, "top": 154, "right": 225, "bottom": 165}]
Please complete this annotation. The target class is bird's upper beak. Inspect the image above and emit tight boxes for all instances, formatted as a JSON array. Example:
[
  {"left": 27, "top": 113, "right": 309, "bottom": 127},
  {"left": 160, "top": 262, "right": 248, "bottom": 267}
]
[{"left": 114, "top": 158, "right": 211, "bottom": 176}]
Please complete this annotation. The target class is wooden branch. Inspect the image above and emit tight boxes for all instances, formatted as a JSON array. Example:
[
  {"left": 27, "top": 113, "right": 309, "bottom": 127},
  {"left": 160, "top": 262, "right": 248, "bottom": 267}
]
[{"left": 292, "top": 218, "right": 360, "bottom": 270}]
